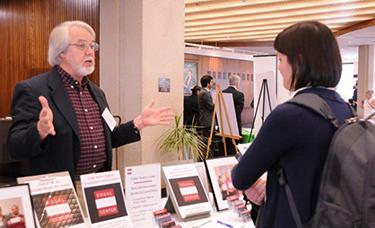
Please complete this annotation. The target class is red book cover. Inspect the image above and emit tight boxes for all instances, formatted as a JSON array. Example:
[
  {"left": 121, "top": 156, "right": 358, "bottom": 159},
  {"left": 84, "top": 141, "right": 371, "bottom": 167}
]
[
  {"left": 169, "top": 176, "right": 208, "bottom": 207},
  {"left": 84, "top": 183, "right": 127, "bottom": 224}
]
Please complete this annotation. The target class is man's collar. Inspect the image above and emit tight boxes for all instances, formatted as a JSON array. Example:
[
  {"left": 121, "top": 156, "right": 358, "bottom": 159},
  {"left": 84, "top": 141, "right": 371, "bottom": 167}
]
[
  {"left": 56, "top": 65, "right": 89, "bottom": 88},
  {"left": 229, "top": 85, "right": 238, "bottom": 90}
]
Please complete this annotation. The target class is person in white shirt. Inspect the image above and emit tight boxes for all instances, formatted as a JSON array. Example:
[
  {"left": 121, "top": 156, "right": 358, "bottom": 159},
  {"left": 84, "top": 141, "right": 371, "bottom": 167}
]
[{"left": 363, "top": 90, "right": 375, "bottom": 119}]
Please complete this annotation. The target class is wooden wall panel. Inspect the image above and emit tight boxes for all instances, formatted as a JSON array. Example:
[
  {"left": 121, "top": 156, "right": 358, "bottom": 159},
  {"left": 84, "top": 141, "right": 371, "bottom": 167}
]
[
  {"left": 185, "top": 54, "right": 254, "bottom": 126},
  {"left": 0, "top": 0, "right": 99, "bottom": 117}
]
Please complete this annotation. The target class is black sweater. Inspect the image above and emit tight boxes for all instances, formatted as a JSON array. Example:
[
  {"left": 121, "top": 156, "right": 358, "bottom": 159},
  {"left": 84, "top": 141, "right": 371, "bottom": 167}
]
[{"left": 232, "top": 88, "right": 352, "bottom": 228}]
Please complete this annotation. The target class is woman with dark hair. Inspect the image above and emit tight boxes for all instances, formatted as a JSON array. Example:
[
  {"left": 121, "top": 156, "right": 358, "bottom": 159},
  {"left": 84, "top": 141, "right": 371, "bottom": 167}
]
[{"left": 231, "top": 21, "right": 352, "bottom": 228}]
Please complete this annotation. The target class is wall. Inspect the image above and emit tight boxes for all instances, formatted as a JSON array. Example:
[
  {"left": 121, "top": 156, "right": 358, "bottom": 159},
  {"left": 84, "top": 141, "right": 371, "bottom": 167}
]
[
  {"left": 100, "top": 0, "right": 185, "bottom": 169},
  {"left": 0, "top": 0, "right": 99, "bottom": 117},
  {"left": 184, "top": 54, "right": 254, "bottom": 126}
]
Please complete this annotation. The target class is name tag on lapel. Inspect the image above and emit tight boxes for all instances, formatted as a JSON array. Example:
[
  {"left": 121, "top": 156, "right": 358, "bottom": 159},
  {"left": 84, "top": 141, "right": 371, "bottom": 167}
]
[{"left": 102, "top": 108, "right": 116, "bottom": 131}]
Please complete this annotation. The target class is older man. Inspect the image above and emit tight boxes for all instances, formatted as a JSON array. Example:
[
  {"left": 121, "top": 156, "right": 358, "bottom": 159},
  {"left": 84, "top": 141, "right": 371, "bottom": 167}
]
[
  {"left": 7, "top": 21, "right": 174, "bottom": 180},
  {"left": 222, "top": 74, "right": 244, "bottom": 155},
  {"left": 223, "top": 74, "right": 244, "bottom": 134}
]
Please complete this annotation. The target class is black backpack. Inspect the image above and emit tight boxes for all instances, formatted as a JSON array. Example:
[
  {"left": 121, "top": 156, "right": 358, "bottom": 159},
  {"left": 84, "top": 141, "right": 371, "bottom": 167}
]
[{"left": 278, "top": 93, "right": 375, "bottom": 228}]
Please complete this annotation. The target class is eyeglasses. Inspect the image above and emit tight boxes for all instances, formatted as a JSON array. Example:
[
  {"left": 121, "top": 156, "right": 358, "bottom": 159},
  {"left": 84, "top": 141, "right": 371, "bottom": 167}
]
[{"left": 69, "top": 42, "right": 99, "bottom": 51}]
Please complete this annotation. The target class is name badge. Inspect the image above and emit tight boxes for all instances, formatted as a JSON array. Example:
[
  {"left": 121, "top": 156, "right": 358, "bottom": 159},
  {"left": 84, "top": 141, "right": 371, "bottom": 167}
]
[{"left": 101, "top": 108, "right": 116, "bottom": 131}]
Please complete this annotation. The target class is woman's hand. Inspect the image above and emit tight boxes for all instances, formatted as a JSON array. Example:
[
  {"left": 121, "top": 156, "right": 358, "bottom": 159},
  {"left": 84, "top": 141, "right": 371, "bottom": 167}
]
[{"left": 244, "top": 178, "right": 266, "bottom": 205}]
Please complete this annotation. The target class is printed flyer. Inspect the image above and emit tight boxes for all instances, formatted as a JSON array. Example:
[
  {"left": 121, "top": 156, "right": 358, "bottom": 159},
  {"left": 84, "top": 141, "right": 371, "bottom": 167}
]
[
  {"left": 17, "top": 171, "right": 85, "bottom": 228},
  {"left": 124, "top": 163, "right": 161, "bottom": 227},
  {"left": 80, "top": 171, "right": 132, "bottom": 228}
]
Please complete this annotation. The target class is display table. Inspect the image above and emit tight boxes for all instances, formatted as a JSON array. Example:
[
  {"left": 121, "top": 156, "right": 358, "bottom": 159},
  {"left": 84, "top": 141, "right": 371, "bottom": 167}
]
[
  {"left": 82, "top": 210, "right": 255, "bottom": 228},
  {"left": 155, "top": 195, "right": 255, "bottom": 228},
  {"left": 175, "top": 209, "right": 255, "bottom": 228}
]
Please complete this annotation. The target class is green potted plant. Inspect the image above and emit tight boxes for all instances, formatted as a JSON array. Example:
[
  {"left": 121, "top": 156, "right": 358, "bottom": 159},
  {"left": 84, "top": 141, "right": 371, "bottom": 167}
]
[{"left": 157, "top": 115, "right": 206, "bottom": 160}]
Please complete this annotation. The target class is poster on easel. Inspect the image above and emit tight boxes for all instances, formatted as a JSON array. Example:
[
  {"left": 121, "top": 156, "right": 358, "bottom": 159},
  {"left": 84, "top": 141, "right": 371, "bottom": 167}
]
[
  {"left": 212, "top": 92, "right": 240, "bottom": 137},
  {"left": 124, "top": 163, "right": 161, "bottom": 227},
  {"left": 80, "top": 171, "right": 132, "bottom": 228},
  {"left": 17, "top": 171, "right": 85, "bottom": 228},
  {"left": 162, "top": 164, "right": 212, "bottom": 221},
  {"left": 207, "top": 86, "right": 240, "bottom": 158}
]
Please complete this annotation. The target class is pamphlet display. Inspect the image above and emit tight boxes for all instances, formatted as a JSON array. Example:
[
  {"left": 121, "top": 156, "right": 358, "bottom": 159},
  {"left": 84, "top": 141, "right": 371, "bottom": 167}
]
[
  {"left": 80, "top": 171, "right": 132, "bottom": 228},
  {"left": 17, "top": 171, "right": 85, "bottom": 228},
  {"left": 162, "top": 164, "right": 212, "bottom": 221},
  {"left": 0, "top": 184, "right": 36, "bottom": 228},
  {"left": 124, "top": 163, "right": 161, "bottom": 227},
  {"left": 205, "top": 156, "right": 241, "bottom": 211}
]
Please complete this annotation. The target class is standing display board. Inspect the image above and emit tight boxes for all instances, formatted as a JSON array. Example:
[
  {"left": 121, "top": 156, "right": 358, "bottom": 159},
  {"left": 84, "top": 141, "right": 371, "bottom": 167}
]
[
  {"left": 17, "top": 171, "right": 85, "bottom": 228},
  {"left": 206, "top": 85, "right": 240, "bottom": 158},
  {"left": 162, "top": 164, "right": 212, "bottom": 221},
  {"left": 253, "top": 55, "right": 278, "bottom": 135},
  {"left": 253, "top": 55, "right": 292, "bottom": 135},
  {"left": 80, "top": 171, "right": 132, "bottom": 228},
  {"left": 213, "top": 92, "right": 240, "bottom": 137}
]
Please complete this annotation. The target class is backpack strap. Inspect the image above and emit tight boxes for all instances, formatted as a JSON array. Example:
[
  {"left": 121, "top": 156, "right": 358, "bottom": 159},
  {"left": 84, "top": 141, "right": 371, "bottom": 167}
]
[
  {"left": 277, "top": 164, "right": 303, "bottom": 228},
  {"left": 288, "top": 93, "right": 340, "bottom": 128},
  {"left": 365, "top": 112, "right": 375, "bottom": 121}
]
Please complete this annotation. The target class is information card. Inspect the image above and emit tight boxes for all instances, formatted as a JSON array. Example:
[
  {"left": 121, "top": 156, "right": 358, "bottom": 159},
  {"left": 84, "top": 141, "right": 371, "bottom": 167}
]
[{"left": 124, "top": 163, "right": 161, "bottom": 227}]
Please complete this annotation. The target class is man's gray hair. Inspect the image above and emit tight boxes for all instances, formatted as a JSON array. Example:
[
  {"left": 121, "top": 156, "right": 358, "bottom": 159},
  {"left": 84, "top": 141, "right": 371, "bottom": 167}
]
[
  {"left": 229, "top": 74, "right": 241, "bottom": 86},
  {"left": 48, "top": 21, "right": 96, "bottom": 66}
]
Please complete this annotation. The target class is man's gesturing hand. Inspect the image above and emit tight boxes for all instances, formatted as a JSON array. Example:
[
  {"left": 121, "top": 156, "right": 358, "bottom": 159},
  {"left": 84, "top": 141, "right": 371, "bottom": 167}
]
[
  {"left": 37, "top": 96, "right": 56, "bottom": 140},
  {"left": 133, "top": 100, "right": 175, "bottom": 130}
]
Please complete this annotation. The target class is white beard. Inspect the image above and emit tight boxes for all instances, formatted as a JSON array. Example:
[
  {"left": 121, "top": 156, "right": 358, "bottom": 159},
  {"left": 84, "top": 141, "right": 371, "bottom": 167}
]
[
  {"left": 76, "top": 65, "right": 95, "bottom": 76},
  {"left": 67, "top": 57, "right": 95, "bottom": 77}
]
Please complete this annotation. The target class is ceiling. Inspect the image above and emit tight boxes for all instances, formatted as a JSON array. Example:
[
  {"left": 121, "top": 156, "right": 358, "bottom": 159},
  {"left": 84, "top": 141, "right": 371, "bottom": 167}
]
[{"left": 184, "top": 0, "right": 375, "bottom": 61}]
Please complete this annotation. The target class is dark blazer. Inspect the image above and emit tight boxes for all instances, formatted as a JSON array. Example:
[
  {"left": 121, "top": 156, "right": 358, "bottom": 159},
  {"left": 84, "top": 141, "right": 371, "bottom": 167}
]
[
  {"left": 7, "top": 67, "right": 140, "bottom": 179},
  {"left": 222, "top": 86, "right": 244, "bottom": 133},
  {"left": 183, "top": 94, "right": 200, "bottom": 126},
  {"left": 198, "top": 88, "right": 214, "bottom": 128}
]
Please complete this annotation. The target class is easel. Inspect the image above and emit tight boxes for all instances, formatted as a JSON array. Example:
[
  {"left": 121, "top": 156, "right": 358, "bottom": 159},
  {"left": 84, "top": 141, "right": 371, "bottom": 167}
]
[
  {"left": 250, "top": 79, "right": 273, "bottom": 137},
  {"left": 205, "top": 85, "right": 241, "bottom": 159}
]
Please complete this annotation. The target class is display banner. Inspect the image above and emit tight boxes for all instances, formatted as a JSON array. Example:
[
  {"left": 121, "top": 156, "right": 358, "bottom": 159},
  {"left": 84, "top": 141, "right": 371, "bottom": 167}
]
[
  {"left": 124, "top": 163, "right": 161, "bottom": 227},
  {"left": 17, "top": 171, "right": 86, "bottom": 228},
  {"left": 162, "top": 164, "right": 212, "bottom": 221},
  {"left": 80, "top": 171, "right": 132, "bottom": 228}
]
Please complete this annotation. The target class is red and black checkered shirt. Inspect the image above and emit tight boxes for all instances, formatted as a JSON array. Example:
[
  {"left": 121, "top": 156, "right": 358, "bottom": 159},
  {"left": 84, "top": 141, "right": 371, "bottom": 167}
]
[{"left": 57, "top": 66, "right": 106, "bottom": 175}]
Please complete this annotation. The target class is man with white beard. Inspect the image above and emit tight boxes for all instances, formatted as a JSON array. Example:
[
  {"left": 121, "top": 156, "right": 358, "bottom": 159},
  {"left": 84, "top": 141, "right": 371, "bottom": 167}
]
[{"left": 7, "top": 21, "right": 174, "bottom": 181}]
